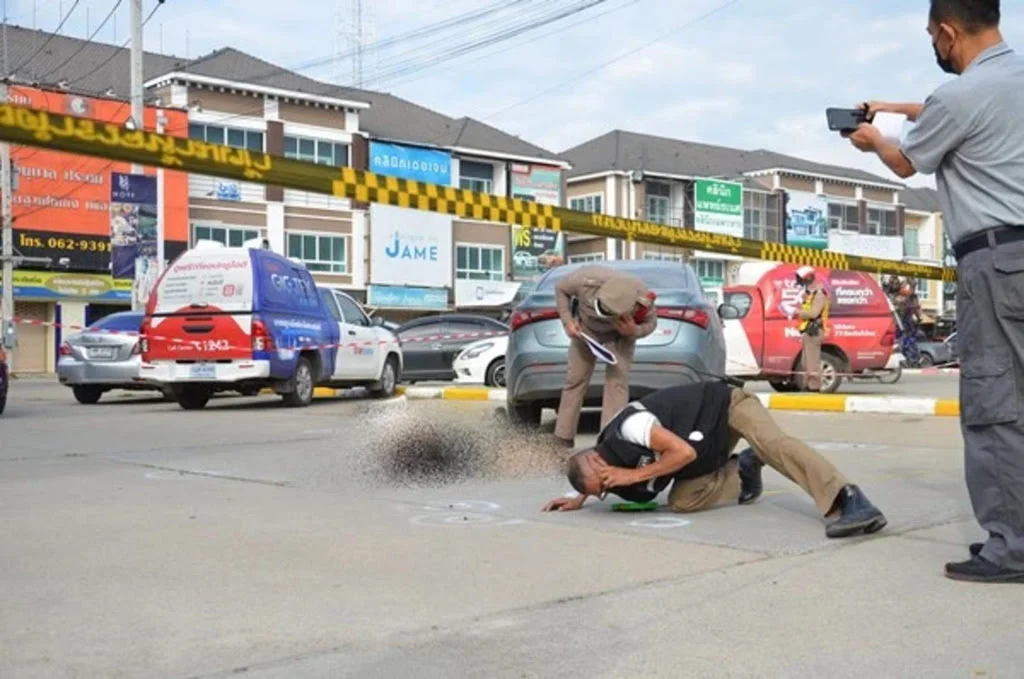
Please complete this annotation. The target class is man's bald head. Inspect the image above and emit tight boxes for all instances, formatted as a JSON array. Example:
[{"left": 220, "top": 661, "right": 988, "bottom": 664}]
[{"left": 566, "top": 449, "right": 603, "bottom": 496}]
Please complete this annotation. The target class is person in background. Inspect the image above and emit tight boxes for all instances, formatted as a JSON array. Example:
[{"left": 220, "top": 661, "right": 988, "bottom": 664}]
[
  {"left": 542, "top": 381, "right": 887, "bottom": 539},
  {"left": 846, "top": 0, "right": 1024, "bottom": 583},
  {"left": 793, "top": 266, "right": 829, "bottom": 392},
  {"left": 552, "top": 265, "right": 657, "bottom": 448}
]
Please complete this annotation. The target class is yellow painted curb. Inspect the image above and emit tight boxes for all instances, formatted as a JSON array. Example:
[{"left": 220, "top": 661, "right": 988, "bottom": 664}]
[
  {"left": 934, "top": 400, "right": 960, "bottom": 417},
  {"left": 439, "top": 387, "right": 493, "bottom": 401},
  {"left": 768, "top": 394, "right": 849, "bottom": 412}
]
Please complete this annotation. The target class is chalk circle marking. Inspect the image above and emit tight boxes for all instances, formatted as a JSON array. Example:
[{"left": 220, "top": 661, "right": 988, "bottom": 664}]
[
  {"left": 410, "top": 513, "right": 525, "bottom": 528},
  {"left": 400, "top": 500, "right": 502, "bottom": 513},
  {"left": 628, "top": 517, "right": 692, "bottom": 529},
  {"left": 144, "top": 470, "right": 185, "bottom": 480}
]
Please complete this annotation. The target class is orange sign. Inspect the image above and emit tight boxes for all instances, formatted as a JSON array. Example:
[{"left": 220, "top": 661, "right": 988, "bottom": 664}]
[{"left": 6, "top": 85, "right": 188, "bottom": 240}]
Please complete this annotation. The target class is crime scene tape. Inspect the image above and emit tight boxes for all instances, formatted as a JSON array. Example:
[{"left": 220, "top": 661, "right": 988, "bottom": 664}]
[
  {"left": 0, "top": 103, "right": 956, "bottom": 282},
  {"left": 12, "top": 316, "right": 958, "bottom": 379}
]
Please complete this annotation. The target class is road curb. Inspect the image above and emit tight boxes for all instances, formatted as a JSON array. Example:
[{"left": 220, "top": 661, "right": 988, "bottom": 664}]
[{"left": 389, "top": 385, "right": 960, "bottom": 417}]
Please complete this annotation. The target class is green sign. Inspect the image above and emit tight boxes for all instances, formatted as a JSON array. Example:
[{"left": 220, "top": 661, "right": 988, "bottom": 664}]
[{"left": 694, "top": 179, "right": 744, "bottom": 238}]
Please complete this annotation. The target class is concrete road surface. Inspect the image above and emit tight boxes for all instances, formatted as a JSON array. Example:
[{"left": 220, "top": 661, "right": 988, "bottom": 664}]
[
  {"left": 1, "top": 381, "right": 1014, "bottom": 679},
  {"left": 748, "top": 372, "right": 959, "bottom": 399}
]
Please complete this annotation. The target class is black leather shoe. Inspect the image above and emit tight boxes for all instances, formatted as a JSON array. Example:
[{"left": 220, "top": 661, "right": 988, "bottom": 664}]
[
  {"left": 737, "top": 448, "right": 763, "bottom": 505},
  {"left": 825, "top": 485, "right": 887, "bottom": 538},
  {"left": 945, "top": 555, "right": 1024, "bottom": 583},
  {"left": 970, "top": 542, "right": 983, "bottom": 557}
]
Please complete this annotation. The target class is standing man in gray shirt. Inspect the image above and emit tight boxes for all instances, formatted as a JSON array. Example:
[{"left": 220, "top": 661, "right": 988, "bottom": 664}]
[{"left": 845, "top": 0, "right": 1024, "bottom": 583}]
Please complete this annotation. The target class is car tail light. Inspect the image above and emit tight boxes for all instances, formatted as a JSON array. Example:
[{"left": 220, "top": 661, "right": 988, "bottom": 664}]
[
  {"left": 657, "top": 307, "right": 710, "bottom": 330},
  {"left": 882, "top": 322, "right": 896, "bottom": 347},
  {"left": 139, "top": 318, "right": 151, "bottom": 354},
  {"left": 59, "top": 342, "right": 73, "bottom": 357},
  {"left": 510, "top": 308, "right": 560, "bottom": 331},
  {"left": 252, "top": 319, "right": 275, "bottom": 352}
]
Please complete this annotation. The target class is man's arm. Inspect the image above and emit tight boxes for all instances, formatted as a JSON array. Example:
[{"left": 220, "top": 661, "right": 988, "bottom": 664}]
[
  {"left": 635, "top": 301, "right": 658, "bottom": 338},
  {"left": 866, "top": 101, "right": 924, "bottom": 122},
  {"left": 798, "top": 290, "right": 827, "bottom": 320},
  {"left": 554, "top": 271, "right": 583, "bottom": 327},
  {"left": 597, "top": 423, "right": 697, "bottom": 489}
]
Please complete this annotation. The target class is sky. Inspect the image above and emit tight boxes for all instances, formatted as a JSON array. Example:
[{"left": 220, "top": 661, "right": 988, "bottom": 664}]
[{"left": 6, "top": 0, "right": 1024, "bottom": 188}]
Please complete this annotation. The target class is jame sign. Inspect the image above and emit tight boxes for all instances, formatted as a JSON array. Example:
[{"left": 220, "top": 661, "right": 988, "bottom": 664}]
[
  {"left": 384, "top": 232, "right": 439, "bottom": 262},
  {"left": 369, "top": 203, "right": 452, "bottom": 288}
]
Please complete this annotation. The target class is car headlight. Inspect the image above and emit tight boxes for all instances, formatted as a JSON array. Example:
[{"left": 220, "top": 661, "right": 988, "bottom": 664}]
[{"left": 459, "top": 342, "right": 494, "bottom": 360}]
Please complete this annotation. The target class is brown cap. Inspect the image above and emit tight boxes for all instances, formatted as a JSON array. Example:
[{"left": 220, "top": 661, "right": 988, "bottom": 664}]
[{"left": 596, "top": 277, "right": 645, "bottom": 317}]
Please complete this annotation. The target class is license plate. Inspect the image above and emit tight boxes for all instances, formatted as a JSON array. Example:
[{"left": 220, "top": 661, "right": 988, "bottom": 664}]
[
  {"left": 88, "top": 347, "right": 116, "bottom": 359},
  {"left": 189, "top": 363, "right": 217, "bottom": 379}
]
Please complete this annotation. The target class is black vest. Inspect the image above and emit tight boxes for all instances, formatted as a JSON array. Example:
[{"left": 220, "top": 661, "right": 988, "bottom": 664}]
[{"left": 595, "top": 381, "right": 734, "bottom": 502}]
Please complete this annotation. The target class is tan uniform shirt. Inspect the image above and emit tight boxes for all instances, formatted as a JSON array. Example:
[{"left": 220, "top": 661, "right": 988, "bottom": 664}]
[{"left": 555, "top": 266, "right": 658, "bottom": 344}]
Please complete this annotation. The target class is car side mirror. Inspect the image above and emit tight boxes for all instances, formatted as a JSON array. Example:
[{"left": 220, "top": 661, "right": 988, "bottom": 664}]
[
  {"left": 370, "top": 316, "right": 384, "bottom": 327},
  {"left": 718, "top": 303, "right": 741, "bottom": 320}
]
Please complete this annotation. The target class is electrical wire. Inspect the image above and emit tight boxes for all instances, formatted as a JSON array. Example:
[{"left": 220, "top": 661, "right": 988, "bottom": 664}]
[
  {"left": 10, "top": 0, "right": 81, "bottom": 74},
  {"left": 65, "top": 0, "right": 164, "bottom": 87},
  {"left": 38, "top": 0, "right": 124, "bottom": 82}
]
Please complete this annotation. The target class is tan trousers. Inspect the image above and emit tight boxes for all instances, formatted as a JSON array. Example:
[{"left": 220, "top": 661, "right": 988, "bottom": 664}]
[
  {"left": 667, "top": 388, "right": 848, "bottom": 516},
  {"left": 801, "top": 332, "right": 823, "bottom": 391},
  {"left": 554, "top": 335, "right": 635, "bottom": 441}
]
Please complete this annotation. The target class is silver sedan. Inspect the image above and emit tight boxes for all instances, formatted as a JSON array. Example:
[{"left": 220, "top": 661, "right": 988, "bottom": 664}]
[{"left": 57, "top": 311, "right": 170, "bottom": 404}]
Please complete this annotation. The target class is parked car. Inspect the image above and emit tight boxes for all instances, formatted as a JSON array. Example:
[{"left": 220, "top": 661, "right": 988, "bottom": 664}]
[
  {"left": 0, "top": 343, "right": 8, "bottom": 416},
  {"left": 397, "top": 314, "right": 508, "bottom": 382},
  {"left": 57, "top": 311, "right": 173, "bottom": 404},
  {"left": 141, "top": 242, "right": 402, "bottom": 410},
  {"left": 918, "top": 331, "right": 958, "bottom": 368},
  {"left": 505, "top": 260, "right": 727, "bottom": 427},
  {"left": 453, "top": 335, "right": 508, "bottom": 387},
  {"left": 722, "top": 262, "right": 900, "bottom": 393}
]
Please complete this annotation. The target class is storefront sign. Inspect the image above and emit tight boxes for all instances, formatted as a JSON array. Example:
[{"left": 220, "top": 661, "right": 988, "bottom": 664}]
[
  {"left": 369, "top": 203, "right": 453, "bottom": 288},
  {"left": 367, "top": 285, "right": 448, "bottom": 310},
  {"left": 110, "top": 172, "right": 159, "bottom": 280},
  {"left": 510, "top": 163, "right": 561, "bottom": 205},
  {"left": 454, "top": 279, "right": 522, "bottom": 308},
  {"left": 511, "top": 226, "right": 565, "bottom": 281},
  {"left": 2, "top": 270, "right": 132, "bottom": 300},
  {"left": 785, "top": 191, "right": 829, "bottom": 250},
  {"left": 369, "top": 141, "right": 452, "bottom": 185},
  {"left": 12, "top": 228, "right": 112, "bottom": 271},
  {"left": 694, "top": 179, "right": 743, "bottom": 238},
  {"left": 828, "top": 230, "right": 903, "bottom": 261}
]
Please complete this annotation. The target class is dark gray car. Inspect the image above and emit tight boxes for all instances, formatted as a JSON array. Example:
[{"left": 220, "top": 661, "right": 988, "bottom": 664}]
[
  {"left": 504, "top": 260, "right": 728, "bottom": 426},
  {"left": 397, "top": 314, "right": 509, "bottom": 382}
]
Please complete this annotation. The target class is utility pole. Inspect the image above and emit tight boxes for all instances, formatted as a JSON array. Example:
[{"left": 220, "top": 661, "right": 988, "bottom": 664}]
[
  {"left": 1, "top": 0, "right": 13, "bottom": 360},
  {"left": 129, "top": 0, "right": 144, "bottom": 173}
]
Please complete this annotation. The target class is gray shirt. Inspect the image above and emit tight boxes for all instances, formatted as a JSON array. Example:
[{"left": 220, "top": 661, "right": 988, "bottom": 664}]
[{"left": 901, "top": 42, "right": 1024, "bottom": 244}]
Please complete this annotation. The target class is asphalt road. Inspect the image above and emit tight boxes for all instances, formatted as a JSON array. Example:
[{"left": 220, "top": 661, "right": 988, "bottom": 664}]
[
  {"left": 1, "top": 380, "right": 1014, "bottom": 679},
  {"left": 747, "top": 372, "right": 959, "bottom": 399}
]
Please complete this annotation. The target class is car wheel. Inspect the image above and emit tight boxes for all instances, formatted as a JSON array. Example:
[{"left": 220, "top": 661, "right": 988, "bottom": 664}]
[
  {"left": 160, "top": 387, "right": 177, "bottom": 402},
  {"left": 819, "top": 354, "right": 843, "bottom": 394},
  {"left": 237, "top": 386, "right": 261, "bottom": 397},
  {"left": 918, "top": 353, "right": 934, "bottom": 368},
  {"left": 485, "top": 357, "right": 506, "bottom": 388},
  {"left": 370, "top": 355, "right": 400, "bottom": 399},
  {"left": 178, "top": 385, "right": 211, "bottom": 410},
  {"left": 72, "top": 386, "right": 104, "bottom": 405},
  {"left": 283, "top": 357, "right": 315, "bottom": 408},
  {"left": 878, "top": 365, "right": 902, "bottom": 384},
  {"left": 769, "top": 380, "right": 799, "bottom": 393},
  {"left": 507, "top": 401, "right": 542, "bottom": 429}
]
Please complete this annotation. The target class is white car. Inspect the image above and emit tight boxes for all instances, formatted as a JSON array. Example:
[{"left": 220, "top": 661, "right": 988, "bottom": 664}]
[{"left": 453, "top": 335, "right": 508, "bottom": 387}]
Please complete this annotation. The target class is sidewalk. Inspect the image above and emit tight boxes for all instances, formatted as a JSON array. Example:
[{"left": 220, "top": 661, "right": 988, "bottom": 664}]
[{"left": 306, "top": 384, "right": 962, "bottom": 417}]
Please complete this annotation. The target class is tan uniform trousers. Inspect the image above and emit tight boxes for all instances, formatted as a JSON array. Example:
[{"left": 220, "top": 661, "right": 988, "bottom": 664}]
[
  {"left": 554, "top": 334, "right": 635, "bottom": 441},
  {"left": 800, "top": 332, "right": 823, "bottom": 392},
  {"left": 667, "top": 388, "right": 848, "bottom": 517}
]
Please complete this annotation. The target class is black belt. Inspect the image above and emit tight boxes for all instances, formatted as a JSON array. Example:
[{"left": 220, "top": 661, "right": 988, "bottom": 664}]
[{"left": 953, "top": 226, "right": 1024, "bottom": 259}]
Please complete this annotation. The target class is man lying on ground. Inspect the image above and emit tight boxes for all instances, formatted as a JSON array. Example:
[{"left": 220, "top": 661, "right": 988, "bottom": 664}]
[{"left": 541, "top": 380, "right": 887, "bottom": 538}]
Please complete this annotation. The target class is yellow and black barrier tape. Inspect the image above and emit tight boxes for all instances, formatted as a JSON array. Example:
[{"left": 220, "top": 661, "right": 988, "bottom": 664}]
[{"left": 0, "top": 103, "right": 956, "bottom": 281}]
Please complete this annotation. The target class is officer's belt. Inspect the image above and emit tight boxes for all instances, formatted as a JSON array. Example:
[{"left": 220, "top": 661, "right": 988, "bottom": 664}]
[{"left": 953, "top": 225, "right": 1024, "bottom": 260}]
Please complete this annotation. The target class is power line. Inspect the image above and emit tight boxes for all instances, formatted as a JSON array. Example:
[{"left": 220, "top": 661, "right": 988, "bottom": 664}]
[
  {"left": 472, "top": 0, "right": 744, "bottom": 125},
  {"left": 38, "top": 0, "right": 124, "bottom": 82},
  {"left": 10, "top": 0, "right": 81, "bottom": 74},
  {"left": 65, "top": 0, "right": 163, "bottom": 87}
]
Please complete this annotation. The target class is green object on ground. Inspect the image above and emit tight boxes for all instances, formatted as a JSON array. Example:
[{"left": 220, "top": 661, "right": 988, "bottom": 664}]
[{"left": 612, "top": 502, "right": 658, "bottom": 512}]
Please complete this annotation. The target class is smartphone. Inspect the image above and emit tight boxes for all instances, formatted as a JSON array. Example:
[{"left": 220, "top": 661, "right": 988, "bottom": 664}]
[{"left": 826, "top": 107, "right": 867, "bottom": 132}]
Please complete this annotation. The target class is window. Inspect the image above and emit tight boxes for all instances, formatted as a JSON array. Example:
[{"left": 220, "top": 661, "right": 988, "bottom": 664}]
[
  {"left": 828, "top": 203, "right": 860, "bottom": 231},
  {"left": 459, "top": 160, "right": 494, "bottom": 194},
  {"left": 724, "top": 291, "right": 752, "bottom": 318},
  {"left": 569, "top": 194, "right": 603, "bottom": 214},
  {"left": 744, "top": 191, "right": 782, "bottom": 242},
  {"left": 881, "top": 209, "right": 899, "bottom": 236},
  {"left": 188, "top": 123, "right": 264, "bottom": 152},
  {"left": 916, "top": 279, "right": 930, "bottom": 300},
  {"left": 456, "top": 244, "right": 504, "bottom": 281},
  {"left": 335, "top": 293, "right": 369, "bottom": 326},
  {"left": 88, "top": 312, "right": 142, "bottom": 332},
  {"left": 319, "top": 289, "right": 343, "bottom": 321},
  {"left": 283, "top": 135, "right": 349, "bottom": 167},
  {"left": 287, "top": 232, "right": 348, "bottom": 274},
  {"left": 568, "top": 252, "right": 605, "bottom": 264},
  {"left": 646, "top": 182, "right": 671, "bottom": 224},
  {"left": 692, "top": 258, "right": 725, "bottom": 284},
  {"left": 191, "top": 224, "right": 264, "bottom": 248},
  {"left": 904, "top": 227, "right": 920, "bottom": 258}
]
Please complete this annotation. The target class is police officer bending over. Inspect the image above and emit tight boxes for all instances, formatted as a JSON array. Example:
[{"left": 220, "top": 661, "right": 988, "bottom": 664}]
[
  {"left": 542, "top": 381, "right": 887, "bottom": 539},
  {"left": 846, "top": 0, "right": 1024, "bottom": 583}
]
